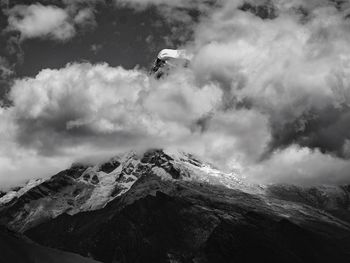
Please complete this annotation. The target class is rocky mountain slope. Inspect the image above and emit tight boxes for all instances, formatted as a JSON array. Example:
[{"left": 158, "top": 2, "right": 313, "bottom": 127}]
[
  {"left": 0, "top": 226, "right": 100, "bottom": 263},
  {"left": 266, "top": 184, "right": 350, "bottom": 223},
  {"left": 25, "top": 172, "right": 350, "bottom": 263},
  {"left": 0, "top": 149, "right": 250, "bottom": 232},
  {"left": 1, "top": 149, "right": 350, "bottom": 262}
]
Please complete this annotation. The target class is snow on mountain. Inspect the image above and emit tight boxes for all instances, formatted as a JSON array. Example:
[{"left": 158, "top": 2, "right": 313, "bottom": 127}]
[
  {"left": 266, "top": 184, "right": 350, "bottom": 223},
  {"left": 0, "top": 152, "right": 139, "bottom": 232},
  {"left": 76, "top": 153, "right": 139, "bottom": 212},
  {"left": 25, "top": 151, "right": 350, "bottom": 263},
  {"left": 1, "top": 148, "right": 349, "bottom": 234},
  {"left": 0, "top": 178, "right": 46, "bottom": 205},
  {"left": 170, "top": 150, "right": 264, "bottom": 194},
  {"left": 0, "top": 149, "right": 249, "bottom": 232}
]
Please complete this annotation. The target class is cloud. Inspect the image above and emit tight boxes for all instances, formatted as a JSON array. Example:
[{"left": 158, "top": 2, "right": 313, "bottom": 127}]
[
  {"left": 0, "top": 106, "right": 70, "bottom": 188},
  {"left": 5, "top": 63, "right": 221, "bottom": 154},
  {"left": 6, "top": 3, "right": 97, "bottom": 41},
  {"left": 247, "top": 145, "right": 350, "bottom": 185},
  {"left": 90, "top": 43, "right": 103, "bottom": 54},
  {"left": 0, "top": 61, "right": 267, "bottom": 187},
  {"left": 2, "top": 0, "right": 350, "bottom": 187},
  {"left": 73, "top": 8, "right": 96, "bottom": 29},
  {"left": 7, "top": 4, "right": 75, "bottom": 41},
  {"left": 189, "top": 0, "right": 350, "bottom": 159},
  {"left": 114, "top": 0, "right": 219, "bottom": 36},
  {"left": 8, "top": 63, "right": 151, "bottom": 153},
  {"left": 0, "top": 56, "right": 14, "bottom": 106},
  {"left": 0, "top": 57, "right": 13, "bottom": 79}
]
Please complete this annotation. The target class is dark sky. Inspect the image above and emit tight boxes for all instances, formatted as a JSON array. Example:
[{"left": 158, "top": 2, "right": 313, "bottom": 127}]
[
  {"left": 0, "top": 0, "right": 194, "bottom": 101},
  {"left": 15, "top": 6, "right": 183, "bottom": 75}
]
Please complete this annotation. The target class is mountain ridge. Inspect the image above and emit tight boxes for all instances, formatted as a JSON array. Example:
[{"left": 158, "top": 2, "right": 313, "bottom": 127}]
[
  {"left": 1, "top": 148, "right": 350, "bottom": 262},
  {"left": 1, "top": 149, "right": 350, "bottom": 232},
  {"left": 0, "top": 149, "right": 248, "bottom": 232}
]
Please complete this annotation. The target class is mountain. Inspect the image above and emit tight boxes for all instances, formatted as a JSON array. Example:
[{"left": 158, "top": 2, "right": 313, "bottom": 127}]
[
  {"left": 0, "top": 152, "right": 137, "bottom": 232},
  {"left": 1, "top": 149, "right": 350, "bottom": 262},
  {"left": 0, "top": 178, "right": 45, "bottom": 206},
  {"left": 0, "top": 149, "right": 252, "bottom": 232},
  {"left": 0, "top": 226, "right": 100, "bottom": 263},
  {"left": 0, "top": 191, "right": 6, "bottom": 198},
  {"left": 266, "top": 184, "right": 350, "bottom": 223}
]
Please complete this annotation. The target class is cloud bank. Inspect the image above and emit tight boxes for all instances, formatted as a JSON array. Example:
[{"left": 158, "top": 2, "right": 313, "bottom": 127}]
[{"left": 2, "top": 0, "right": 350, "bottom": 187}]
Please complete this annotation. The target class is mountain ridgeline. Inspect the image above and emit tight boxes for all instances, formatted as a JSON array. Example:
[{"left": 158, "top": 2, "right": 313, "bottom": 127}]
[{"left": 0, "top": 149, "right": 350, "bottom": 263}]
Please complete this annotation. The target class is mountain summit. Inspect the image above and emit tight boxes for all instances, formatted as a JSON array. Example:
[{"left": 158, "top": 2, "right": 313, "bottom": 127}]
[
  {"left": 1, "top": 149, "right": 350, "bottom": 262},
  {"left": 0, "top": 149, "right": 248, "bottom": 232}
]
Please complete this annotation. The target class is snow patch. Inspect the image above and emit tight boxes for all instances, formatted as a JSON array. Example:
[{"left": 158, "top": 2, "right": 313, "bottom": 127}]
[{"left": 0, "top": 178, "right": 46, "bottom": 205}]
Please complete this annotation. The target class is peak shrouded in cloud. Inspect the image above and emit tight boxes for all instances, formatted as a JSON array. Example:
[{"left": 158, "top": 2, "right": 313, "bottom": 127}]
[
  {"left": 9, "top": 63, "right": 221, "bottom": 153},
  {"left": 2, "top": 0, "right": 350, "bottom": 187}
]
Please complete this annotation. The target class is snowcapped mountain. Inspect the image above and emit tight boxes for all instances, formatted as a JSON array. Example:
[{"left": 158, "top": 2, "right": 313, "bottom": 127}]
[
  {"left": 0, "top": 178, "right": 45, "bottom": 205},
  {"left": 0, "top": 149, "right": 253, "bottom": 232},
  {"left": 266, "top": 184, "right": 350, "bottom": 223},
  {"left": 1, "top": 149, "right": 350, "bottom": 262}
]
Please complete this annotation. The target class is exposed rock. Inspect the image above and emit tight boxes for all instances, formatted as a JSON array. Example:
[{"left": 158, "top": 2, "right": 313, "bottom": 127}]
[
  {"left": 26, "top": 178, "right": 350, "bottom": 263},
  {"left": 267, "top": 184, "right": 350, "bottom": 223},
  {"left": 99, "top": 160, "right": 120, "bottom": 174},
  {"left": 1, "top": 149, "right": 350, "bottom": 263},
  {"left": 1, "top": 149, "right": 239, "bottom": 232}
]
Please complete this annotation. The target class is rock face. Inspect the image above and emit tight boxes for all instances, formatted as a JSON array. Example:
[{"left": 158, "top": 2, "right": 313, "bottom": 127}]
[
  {"left": 0, "top": 153, "right": 136, "bottom": 232},
  {"left": 266, "top": 184, "right": 350, "bottom": 223},
  {"left": 0, "top": 149, "right": 245, "bottom": 232},
  {"left": 150, "top": 49, "right": 191, "bottom": 79},
  {"left": 1, "top": 149, "right": 350, "bottom": 262},
  {"left": 0, "top": 226, "right": 100, "bottom": 263},
  {"left": 25, "top": 175, "right": 350, "bottom": 263}
]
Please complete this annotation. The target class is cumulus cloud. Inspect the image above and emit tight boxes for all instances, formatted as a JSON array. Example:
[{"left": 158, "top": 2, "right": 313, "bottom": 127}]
[
  {"left": 6, "top": 3, "right": 97, "bottom": 41},
  {"left": 0, "top": 61, "right": 268, "bottom": 187},
  {"left": 2, "top": 0, "right": 350, "bottom": 187},
  {"left": 247, "top": 145, "right": 350, "bottom": 185},
  {"left": 7, "top": 4, "right": 75, "bottom": 40},
  {"left": 190, "top": 0, "right": 350, "bottom": 158},
  {"left": 2, "top": 62, "right": 221, "bottom": 156}
]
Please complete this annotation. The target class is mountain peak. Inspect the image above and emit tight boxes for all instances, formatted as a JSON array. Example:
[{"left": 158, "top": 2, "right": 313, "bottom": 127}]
[
  {"left": 1, "top": 148, "right": 350, "bottom": 262},
  {"left": 0, "top": 148, "right": 245, "bottom": 232},
  {"left": 2, "top": 148, "right": 350, "bottom": 240}
]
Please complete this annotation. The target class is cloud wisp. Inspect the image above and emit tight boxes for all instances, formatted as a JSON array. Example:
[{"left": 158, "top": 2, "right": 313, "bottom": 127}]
[
  {"left": 5, "top": 3, "right": 97, "bottom": 41},
  {"left": 2, "top": 0, "right": 350, "bottom": 187}
]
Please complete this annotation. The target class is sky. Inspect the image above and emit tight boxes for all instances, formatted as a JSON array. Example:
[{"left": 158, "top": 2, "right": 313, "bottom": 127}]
[{"left": 1, "top": 0, "right": 350, "bottom": 188}]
